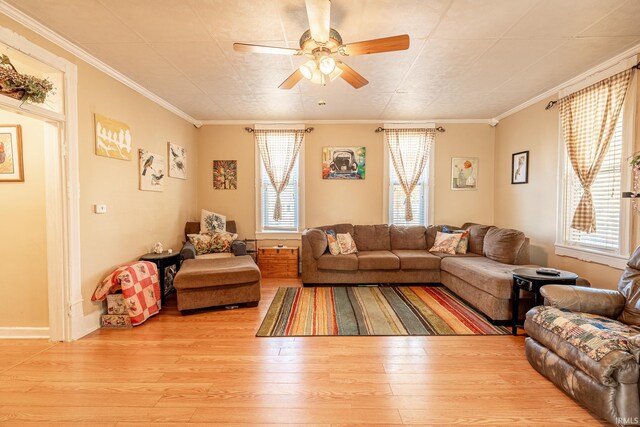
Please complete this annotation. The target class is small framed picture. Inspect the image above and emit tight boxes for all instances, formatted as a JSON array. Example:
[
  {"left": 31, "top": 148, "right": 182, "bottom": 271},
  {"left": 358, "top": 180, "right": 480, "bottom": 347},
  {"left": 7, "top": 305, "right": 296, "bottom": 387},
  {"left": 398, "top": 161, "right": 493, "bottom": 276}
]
[
  {"left": 511, "top": 151, "right": 529, "bottom": 184},
  {"left": 450, "top": 157, "right": 478, "bottom": 191},
  {"left": 0, "top": 124, "right": 24, "bottom": 182}
]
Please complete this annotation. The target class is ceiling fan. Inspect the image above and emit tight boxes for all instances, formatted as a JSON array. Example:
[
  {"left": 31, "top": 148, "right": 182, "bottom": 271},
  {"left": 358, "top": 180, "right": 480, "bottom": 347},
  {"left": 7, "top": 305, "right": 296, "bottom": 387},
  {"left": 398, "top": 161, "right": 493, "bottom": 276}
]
[{"left": 233, "top": 0, "right": 410, "bottom": 90}]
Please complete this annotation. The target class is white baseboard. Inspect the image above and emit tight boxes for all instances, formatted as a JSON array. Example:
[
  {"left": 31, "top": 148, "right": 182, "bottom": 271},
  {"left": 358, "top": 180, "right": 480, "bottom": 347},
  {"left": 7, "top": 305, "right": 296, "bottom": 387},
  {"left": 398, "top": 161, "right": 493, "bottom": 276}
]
[
  {"left": 0, "top": 327, "right": 50, "bottom": 339},
  {"left": 71, "top": 309, "right": 103, "bottom": 341}
]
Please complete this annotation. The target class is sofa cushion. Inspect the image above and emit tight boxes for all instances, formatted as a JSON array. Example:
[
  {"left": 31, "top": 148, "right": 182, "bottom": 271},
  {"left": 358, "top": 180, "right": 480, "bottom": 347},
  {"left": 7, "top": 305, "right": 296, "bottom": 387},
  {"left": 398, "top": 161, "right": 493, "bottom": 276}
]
[
  {"left": 618, "top": 246, "right": 640, "bottom": 325},
  {"left": 306, "top": 229, "right": 328, "bottom": 259},
  {"left": 441, "top": 256, "right": 524, "bottom": 300},
  {"left": 390, "top": 225, "right": 427, "bottom": 250},
  {"left": 430, "top": 252, "right": 482, "bottom": 259},
  {"left": 174, "top": 256, "right": 260, "bottom": 289},
  {"left": 317, "top": 253, "right": 358, "bottom": 271},
  {"left": 353, "top": 224, "right": 391, "bottom": 251},
  {"left": 483, "top": 227, "right": 525, "bottom": 264},
  {"left": 463, "top": 224, "right": 493, "bottom": 255},
  {"left": 392, "top": 250, "right": 440, "bottom": 270},
  {"left": 357, "top": 251, "right": 400, "bottom": 270}
]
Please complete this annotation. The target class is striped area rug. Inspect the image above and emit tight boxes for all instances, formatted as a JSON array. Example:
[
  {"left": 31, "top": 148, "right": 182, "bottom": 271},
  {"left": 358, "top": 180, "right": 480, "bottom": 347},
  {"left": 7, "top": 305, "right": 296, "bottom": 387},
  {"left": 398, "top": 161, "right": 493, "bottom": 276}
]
[{"left": 257, "top": 286, "right": 510, "bottom": 336}]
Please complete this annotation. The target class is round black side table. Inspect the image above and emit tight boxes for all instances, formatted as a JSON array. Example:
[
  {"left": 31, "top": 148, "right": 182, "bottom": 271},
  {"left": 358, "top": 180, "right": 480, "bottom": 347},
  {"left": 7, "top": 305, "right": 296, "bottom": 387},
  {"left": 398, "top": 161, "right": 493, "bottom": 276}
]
[{"left": 512, "top": 267, "right": 578, "bottom": 335}]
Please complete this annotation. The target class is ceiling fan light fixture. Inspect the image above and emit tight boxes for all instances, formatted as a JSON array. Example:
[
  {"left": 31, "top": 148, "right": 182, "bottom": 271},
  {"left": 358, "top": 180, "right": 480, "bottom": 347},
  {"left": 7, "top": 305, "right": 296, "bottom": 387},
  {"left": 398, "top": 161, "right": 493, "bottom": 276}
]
[
  {"left": 310, "top": 68, "right": 325, "bottom": 85},
  {"left": 299, "top": 60, "right": 316, "bottom": 79},
  {"left": 318, "top": 56, "right": 336, "bottom": 75}
]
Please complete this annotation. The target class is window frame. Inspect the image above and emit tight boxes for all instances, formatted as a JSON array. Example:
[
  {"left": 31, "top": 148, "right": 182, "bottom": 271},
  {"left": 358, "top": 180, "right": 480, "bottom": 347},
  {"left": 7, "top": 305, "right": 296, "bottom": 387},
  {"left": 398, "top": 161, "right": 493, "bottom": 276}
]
[
  {"left": 382, "top": 123, "right": 436, "bottom": 226},
  {"left": 554, "top": 59, "right": 637, "bottom": 269},
  {"left": 254, "top": 124, "right": 305, "bottom": 240}
]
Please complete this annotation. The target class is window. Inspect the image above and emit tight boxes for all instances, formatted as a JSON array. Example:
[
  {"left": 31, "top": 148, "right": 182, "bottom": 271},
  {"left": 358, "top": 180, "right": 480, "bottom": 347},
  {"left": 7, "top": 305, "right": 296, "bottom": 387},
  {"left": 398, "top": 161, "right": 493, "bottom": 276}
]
[
  {"left": 562, "top": 117, "right": 622, "bottom": 251},
  {"left": 390, "top": 161, "right": 428, "bottom": 226},
  {"left": 255, "top": 126, "right": 304, "bottom": 237},
  {"left": 386, "top": 127, "right": 434, "bottom": 226},
  {"left": 260, "top": 156, "right": 299, "bottom": 231},
  {"left": 556, "top": 61, "right": 635, "bottom": 268}
]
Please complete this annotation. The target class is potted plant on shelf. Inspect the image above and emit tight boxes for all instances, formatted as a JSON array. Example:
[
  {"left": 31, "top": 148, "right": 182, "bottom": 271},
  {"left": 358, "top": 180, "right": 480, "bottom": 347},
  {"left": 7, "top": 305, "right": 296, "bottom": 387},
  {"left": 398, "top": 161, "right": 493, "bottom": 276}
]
[{"left": 0, "top": 54, "right": 53, "bottom": 103}]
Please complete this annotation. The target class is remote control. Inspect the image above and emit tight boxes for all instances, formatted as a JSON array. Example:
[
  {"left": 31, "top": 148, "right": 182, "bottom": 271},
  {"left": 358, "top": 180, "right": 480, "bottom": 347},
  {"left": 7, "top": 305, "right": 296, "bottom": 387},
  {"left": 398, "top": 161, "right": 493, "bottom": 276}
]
[{"left": 536, "top": 268, "right": 561, "bottom": 276}]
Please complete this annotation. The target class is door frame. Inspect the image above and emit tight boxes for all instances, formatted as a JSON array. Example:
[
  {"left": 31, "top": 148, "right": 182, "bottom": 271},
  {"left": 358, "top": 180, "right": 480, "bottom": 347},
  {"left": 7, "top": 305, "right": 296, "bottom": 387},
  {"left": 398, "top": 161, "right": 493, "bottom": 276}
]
[{"left": 0, "top": 26, "right": 80, "bottom": 341}]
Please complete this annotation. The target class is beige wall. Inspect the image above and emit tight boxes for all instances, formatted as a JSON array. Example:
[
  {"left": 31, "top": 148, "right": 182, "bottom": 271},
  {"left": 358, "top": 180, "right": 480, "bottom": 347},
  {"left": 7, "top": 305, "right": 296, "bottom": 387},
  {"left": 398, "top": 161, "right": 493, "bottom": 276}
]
[
  {"left": 494, "top": 75, "right": 640, "bottom": 289},
  {"left": 0, "top": 16, "right": 199, "bottom": 320},
  {"left": 197, "top": 123, "right": 495, "bottom": 245},
  {"left": 0, "top": 111, "right": 48, "bottom": 327}
]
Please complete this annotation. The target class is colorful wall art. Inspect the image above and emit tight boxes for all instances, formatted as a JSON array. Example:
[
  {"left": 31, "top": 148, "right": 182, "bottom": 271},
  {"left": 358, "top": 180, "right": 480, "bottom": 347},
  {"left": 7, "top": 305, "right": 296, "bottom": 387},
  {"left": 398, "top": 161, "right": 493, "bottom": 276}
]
[
  {"left": 168, "top": 142, "right": 187, "bottom": 179},
  {"left": 213, "top": 160, "right": 237, "bottom": 189},
  {"left": 322, "top": 146, "right": 366, "bottom": 180},
  {"left": 139, "top": 149, "right": 165, "bottom": 192},
  {"left": 95, "top": 114, "right": 132, "bottom": 160}
]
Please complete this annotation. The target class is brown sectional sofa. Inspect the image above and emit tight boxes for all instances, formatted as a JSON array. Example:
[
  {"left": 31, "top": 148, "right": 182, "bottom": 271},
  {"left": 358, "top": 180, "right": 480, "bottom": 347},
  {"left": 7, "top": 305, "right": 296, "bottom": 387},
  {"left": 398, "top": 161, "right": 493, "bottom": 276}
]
[{"left": 302, "top": 222, "right": 535, "bottom": 322}]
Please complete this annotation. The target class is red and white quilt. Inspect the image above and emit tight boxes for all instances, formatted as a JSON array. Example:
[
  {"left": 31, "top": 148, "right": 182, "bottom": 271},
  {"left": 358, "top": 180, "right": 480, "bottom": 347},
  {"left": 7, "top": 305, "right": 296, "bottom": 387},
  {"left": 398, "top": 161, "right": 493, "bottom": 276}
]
[{"left": 92, "top": 261, "right": 161, "bottom": 325}]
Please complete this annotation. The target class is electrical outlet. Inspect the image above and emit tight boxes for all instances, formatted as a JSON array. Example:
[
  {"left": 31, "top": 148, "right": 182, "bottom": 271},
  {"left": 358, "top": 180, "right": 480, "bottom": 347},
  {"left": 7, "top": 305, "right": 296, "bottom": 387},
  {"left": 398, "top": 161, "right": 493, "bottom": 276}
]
[{"left": 95, "top": 204, "right": 107, "bottom": 214}]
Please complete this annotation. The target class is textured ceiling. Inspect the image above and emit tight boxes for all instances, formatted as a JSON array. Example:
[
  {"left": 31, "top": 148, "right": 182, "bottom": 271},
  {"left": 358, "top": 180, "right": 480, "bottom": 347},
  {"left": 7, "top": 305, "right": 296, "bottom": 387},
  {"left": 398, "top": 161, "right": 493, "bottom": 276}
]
[{"left": 6, "top": 0, "right": 640, "bottom": 121}]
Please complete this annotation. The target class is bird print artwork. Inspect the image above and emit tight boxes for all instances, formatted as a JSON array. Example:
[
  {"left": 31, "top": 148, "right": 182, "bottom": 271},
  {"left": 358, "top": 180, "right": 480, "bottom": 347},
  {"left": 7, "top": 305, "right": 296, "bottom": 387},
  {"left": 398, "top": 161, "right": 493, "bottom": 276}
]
[
  {"left": 0, "top": 141, "right": 5, "bottom": 164},
  {"left": 141, "top": 155, "right": 154, "bottom": 176},
  {"left": 168, "top": 142, "right": 187, "bottom": 179},
  {"left": 139, "top": 149, "right": 165, "bottom": 192}
]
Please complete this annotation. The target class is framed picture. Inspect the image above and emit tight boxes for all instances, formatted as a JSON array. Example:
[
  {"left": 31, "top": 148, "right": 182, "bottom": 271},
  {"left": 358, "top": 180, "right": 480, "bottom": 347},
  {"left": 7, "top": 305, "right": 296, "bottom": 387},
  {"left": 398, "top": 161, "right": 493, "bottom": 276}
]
[
  {"left": 213, "top": 160, "right": 237, "bottom": 189},
  {"left": 511, "top": 151, "right": 529, "bottom": 184},
  {"left": 95, "top": 114, "right": 132, "bottom": 160},
  {"left": 168, "top": 142, "right": 187, "bottom": 179},
  {"left": 451, "top": 157, "right": 478, "bottom": 190},
  {"left": 139, "top": 149, "right": 165, "bottom": 192},
  {"left": 0, "top": 124, "right": 24, "bottom": 182},
  {"left": 322, "top": 146, "right": 366, "bottom": 180}
]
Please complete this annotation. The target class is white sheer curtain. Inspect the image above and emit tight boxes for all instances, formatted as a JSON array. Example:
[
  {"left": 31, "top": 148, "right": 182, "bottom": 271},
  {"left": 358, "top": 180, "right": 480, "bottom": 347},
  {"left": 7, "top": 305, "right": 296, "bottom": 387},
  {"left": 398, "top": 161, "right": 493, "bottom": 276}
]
[
  {"left": 384, "top": 128, "right": 435, "bottom": 221},
  {"left": 255, "top": 129, "right": 304, "bottom": 221}
]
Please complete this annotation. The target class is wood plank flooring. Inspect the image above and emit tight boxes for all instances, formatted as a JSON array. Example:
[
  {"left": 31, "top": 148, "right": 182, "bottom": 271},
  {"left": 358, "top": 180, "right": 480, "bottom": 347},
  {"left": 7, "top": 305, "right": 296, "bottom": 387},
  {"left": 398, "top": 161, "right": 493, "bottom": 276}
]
[{"left": 0, "top": 279, "right": 610, "bottom": 426}]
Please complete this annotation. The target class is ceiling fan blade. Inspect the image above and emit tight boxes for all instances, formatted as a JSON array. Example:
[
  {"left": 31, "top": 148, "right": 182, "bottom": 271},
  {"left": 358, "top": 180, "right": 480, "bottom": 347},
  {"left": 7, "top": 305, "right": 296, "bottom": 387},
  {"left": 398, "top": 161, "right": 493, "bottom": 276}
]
[
  {"left": 279, "top": 69, "right": 304, "bottom": 90},
  {"left": 233, "top": 43, "right": 301, "bottom": 56},
  {"left": 305, "top": 0, "right": 331, "bottom": 43},
  {"left": 340, "top": 34, "right": 410, "bottom": 56},
  {"left": 336, "top": 62, "right": 368, "bottom": 89}
]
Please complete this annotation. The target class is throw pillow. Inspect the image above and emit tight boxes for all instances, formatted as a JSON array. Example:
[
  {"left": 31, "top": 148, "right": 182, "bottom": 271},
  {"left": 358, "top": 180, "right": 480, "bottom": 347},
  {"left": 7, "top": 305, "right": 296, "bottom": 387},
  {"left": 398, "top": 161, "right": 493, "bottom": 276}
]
[
  {"left": 337, "top": 232, "right": 358, "bottom": 254},
  {"left": 209, "top": 231, "right": 238, "bottom": 253},
  {"left": 187, "top": 233, "right": 213, "bottom": 256},
  {"left": 442, "top": 226, "right": 470, "bottom": 254},
  {"left": 200, "top": 209, "right": 226, "bottom": 234},
  {"left": 429, "top": 231, "right": 462, "bottom": 255},
  {"left": 325, "top": 230, "right": 341, "bottom": 255}
]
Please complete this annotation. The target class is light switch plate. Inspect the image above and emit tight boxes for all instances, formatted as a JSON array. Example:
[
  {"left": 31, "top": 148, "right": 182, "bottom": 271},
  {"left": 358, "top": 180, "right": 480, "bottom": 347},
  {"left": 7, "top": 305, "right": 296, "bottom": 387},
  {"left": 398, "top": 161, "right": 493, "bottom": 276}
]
[{"left": 95, "top": 204, "right": 107, "bottom": 214}]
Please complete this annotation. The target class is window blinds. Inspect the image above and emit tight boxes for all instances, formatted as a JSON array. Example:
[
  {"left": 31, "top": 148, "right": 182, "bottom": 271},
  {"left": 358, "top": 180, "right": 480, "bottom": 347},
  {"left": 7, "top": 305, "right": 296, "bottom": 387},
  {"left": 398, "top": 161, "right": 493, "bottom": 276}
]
[{"left": 565, "top": 116, "right": 623, "bottom": 250}]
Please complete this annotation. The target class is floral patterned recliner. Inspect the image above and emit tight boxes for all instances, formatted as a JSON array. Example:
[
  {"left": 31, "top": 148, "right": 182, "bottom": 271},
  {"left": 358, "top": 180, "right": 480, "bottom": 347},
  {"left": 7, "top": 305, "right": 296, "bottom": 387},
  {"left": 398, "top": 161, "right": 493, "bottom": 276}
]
[{"left": 524, "top": 246, "right": 640, "bottom": 426}]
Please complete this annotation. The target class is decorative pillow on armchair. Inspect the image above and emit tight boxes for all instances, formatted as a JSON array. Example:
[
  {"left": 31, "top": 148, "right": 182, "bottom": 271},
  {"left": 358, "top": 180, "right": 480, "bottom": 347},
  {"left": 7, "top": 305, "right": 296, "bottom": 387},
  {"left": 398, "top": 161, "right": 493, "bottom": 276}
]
[
  {"left": 200, "top": 209, "right": 226, "bottom": 234},
  {"left": 187, "top": 233, "right": 213, "bottom": 255},
  {"left": 210, "top": 231, "right": 238, "bottom": 253},
  {"left": 429, "top": 231, "right": 462, "bottom": 255},
  {"left": 337, "top": 232, "right": 358, "bottom": 254}
]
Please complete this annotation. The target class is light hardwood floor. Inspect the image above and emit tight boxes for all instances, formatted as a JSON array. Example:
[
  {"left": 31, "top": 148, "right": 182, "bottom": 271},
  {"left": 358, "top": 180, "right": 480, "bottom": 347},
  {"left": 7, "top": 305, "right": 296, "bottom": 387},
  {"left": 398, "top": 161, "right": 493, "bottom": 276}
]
[{"left": 0, "top": 279, "right": 609, "bottom": 426}]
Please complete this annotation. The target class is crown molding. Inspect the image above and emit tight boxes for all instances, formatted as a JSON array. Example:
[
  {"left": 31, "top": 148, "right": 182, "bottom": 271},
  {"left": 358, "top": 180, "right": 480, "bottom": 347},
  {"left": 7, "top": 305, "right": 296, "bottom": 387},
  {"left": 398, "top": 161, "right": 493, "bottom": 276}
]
[
  {"left": 200, "top": 118, "right": 494, "bottom": 126},
  {"left": 493, "top": 42, "right": 640, "bottom": 122},
  {"left": 0, "top": 1, "right": 202, "bottom": 127}
]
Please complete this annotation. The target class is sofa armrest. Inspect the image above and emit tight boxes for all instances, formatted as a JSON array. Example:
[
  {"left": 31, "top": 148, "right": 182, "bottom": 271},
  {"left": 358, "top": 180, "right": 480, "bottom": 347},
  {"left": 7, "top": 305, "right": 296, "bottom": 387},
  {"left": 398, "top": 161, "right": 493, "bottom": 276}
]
[
  {"left": 180, "top": 242, "right": 196, "bottom": 261},
  {"left": 232, "top": 240, "right": 247, "bottom": 256},
  {"left": 540, "top": 285, "right": 625, "bottom": 319}
]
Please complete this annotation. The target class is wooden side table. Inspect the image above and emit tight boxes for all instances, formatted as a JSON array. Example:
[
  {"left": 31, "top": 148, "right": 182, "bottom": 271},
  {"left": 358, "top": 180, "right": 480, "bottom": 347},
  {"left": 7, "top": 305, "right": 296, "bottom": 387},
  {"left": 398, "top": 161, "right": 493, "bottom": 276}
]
[
  {"left": 512, "top": 267, "right": 578, "bottom": 336},
  {"left": 258, "top": 246, "right": 299, "bottom": 278},
  {"left": 140, "top": 251, "right": 181, "bottom": 305}
]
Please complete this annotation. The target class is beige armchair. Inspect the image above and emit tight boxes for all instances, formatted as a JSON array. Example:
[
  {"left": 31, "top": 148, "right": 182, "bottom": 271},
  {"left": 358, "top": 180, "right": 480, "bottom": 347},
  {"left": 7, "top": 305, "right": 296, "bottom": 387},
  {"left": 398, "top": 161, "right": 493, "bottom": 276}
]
[{"left": 524, "top": 247, "right": 640, "bottom": 426}]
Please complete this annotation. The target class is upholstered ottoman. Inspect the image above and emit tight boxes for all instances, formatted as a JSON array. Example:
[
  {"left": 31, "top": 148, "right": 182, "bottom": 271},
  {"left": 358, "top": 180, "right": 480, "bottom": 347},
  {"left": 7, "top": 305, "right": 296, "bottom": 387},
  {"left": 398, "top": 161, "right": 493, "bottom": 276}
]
[{"left": 174, "top": 255, "right": 261, "bottom": 312}]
